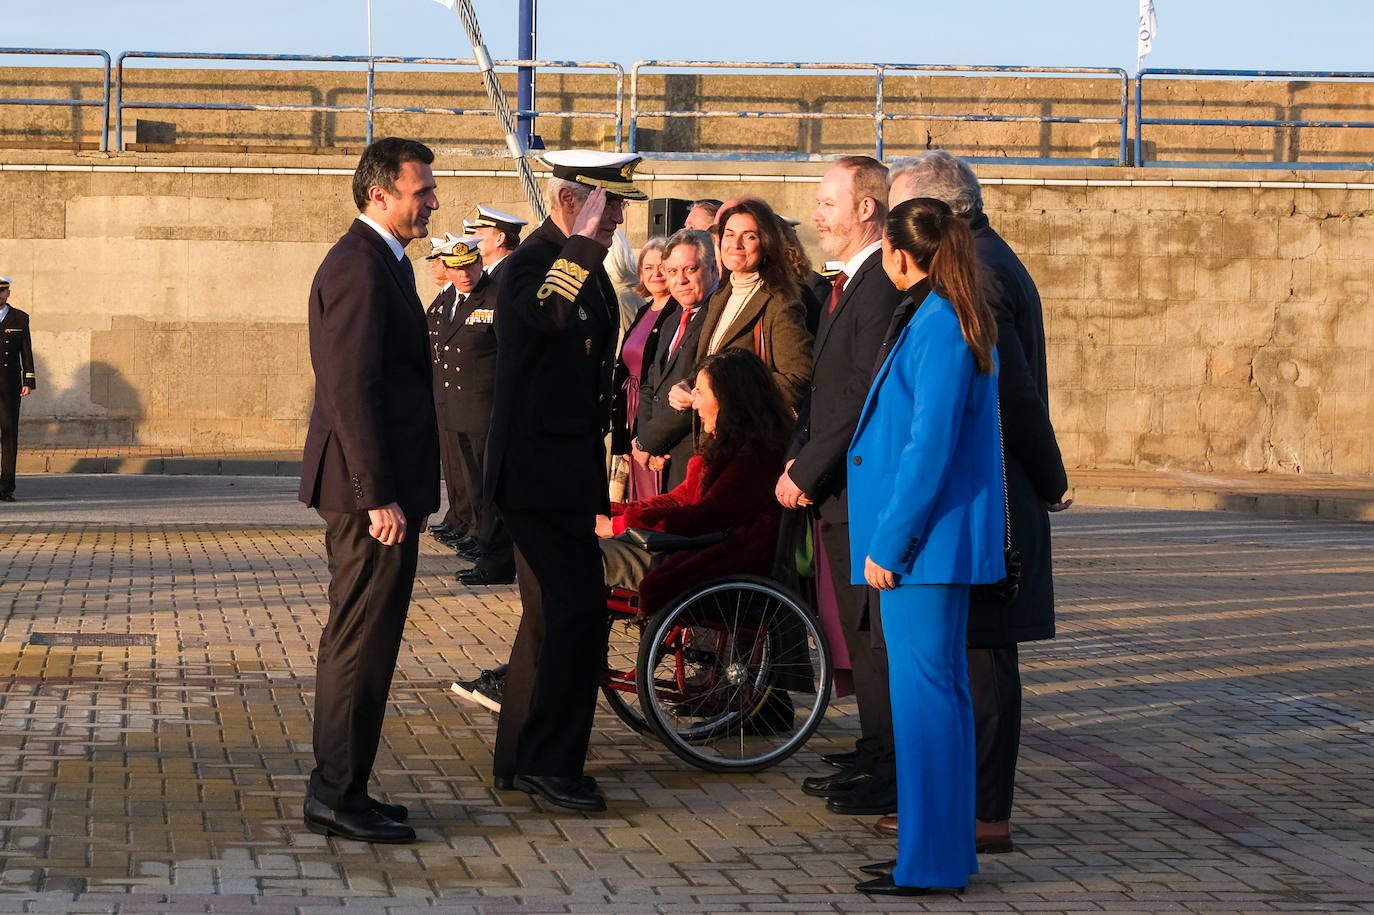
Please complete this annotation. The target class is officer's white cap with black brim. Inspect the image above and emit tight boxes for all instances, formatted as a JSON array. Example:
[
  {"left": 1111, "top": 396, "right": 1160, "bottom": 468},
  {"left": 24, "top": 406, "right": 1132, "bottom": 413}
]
[
  {"left": 437, "top": 236, "right": 483, "bottom": 269},
  {"left": 472, "top": 205, "right": 529, "bottom": 236},
  {"left": 0, "top": 276, "right": 11, "bottom": 289},
  {"left": 540, "top": 150, "right": 648, "bottom": 201}
]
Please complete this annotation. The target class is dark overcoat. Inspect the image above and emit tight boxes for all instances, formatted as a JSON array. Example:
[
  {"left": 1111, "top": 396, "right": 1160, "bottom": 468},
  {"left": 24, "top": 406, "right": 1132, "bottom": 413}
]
[
  {"left": 966, "top": 214, "right": 1067, "bottom": 646},
  {"left": 634, "top": 298, "right": 708, "bottom": 491},
  {"left": 786, "top": 248, "right": 902, "bottom": 524}
]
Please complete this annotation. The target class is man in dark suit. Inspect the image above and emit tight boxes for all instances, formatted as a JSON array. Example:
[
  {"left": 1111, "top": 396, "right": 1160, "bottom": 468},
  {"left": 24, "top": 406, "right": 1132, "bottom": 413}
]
[
  {"left": 632, "top": 228, "right": 717, "bottom": 490},
  {"left": 297, "top": 137, "right": 441, "bottom": 844},
  {"left": 425, "top": 238, "right": 515, "bottom": 587},
  {"left": 888, "top": 150, "right": 1069, "bottom": 852},
  {"left": 486, "top": 150, "right": 647, "bottom": 813},
  {"left": 776, "top": 156, "right": 904, "bottom": 816},
  {"left": 0, "top": 276, "right": 36, "bottom": 502}
]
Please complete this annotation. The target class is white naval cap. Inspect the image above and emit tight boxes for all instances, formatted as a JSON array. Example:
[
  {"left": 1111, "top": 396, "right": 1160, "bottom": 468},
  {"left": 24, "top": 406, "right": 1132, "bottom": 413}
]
[{"left": 539, "top": 150, "right": 647, "bottom": 201}]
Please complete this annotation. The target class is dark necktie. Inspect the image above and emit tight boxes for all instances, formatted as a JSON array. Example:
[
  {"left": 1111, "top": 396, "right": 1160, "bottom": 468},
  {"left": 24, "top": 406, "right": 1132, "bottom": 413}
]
[
  {"left": 828, "top": 271, "right": 849, "bottom": 314},
  {"left": 450, "top": 293, "right": 464, "bottom": 323}
]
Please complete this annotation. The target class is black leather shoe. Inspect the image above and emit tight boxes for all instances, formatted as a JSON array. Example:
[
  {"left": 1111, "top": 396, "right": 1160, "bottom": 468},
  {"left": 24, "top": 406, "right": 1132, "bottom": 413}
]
[
  {"left": 303, "top": 796, "right": 415, "bottom": 843},
  {"left": 825, "top": 778, "right": 898, "bottom": 815},
  {"left": 822, "top": 749, "right": 859, "bottom": 769},
  {"left": 450, "top": 534, "right": 480, "bottom": 552},
  {"left": 977, "top": 836, "right": 1015, "bottom": 854},
  {"left": 496, "top": 774, "right": 596, "bottom": 792},
  {"left": 457, "top": 566, "right": 516, "bottom": 586},
  {"left": 802, "top": 769, "right": 870, "bottom": 797},
  {"left": 368, "top": 798, "right": 408, "bottom": 822},
  {"left": 0, "top": 493, "right": 14, "bottom": 502},
  {"left": 858, "top": 859, "right": 896, "bottom": 877},
  {"left": 428, "top": 522, "right": 453, "bottom": 535},
  {"left": 856, "top": 875, "right": 962, "bottom": 896},
  {"left": 513, "top": 774, "right": 606, "bottom": 812}
]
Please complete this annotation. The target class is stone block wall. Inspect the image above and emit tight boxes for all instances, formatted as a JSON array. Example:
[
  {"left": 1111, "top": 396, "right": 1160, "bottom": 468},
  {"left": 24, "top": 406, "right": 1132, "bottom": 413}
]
[{"left": 1, "top": 150, "right": 1372, "bottom": 478}]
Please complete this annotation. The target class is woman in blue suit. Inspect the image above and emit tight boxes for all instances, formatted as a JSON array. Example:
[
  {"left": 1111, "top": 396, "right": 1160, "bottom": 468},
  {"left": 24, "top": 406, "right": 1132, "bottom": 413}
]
[{"left": 847, "top": 197, "right": 1006, "bottom": 896}]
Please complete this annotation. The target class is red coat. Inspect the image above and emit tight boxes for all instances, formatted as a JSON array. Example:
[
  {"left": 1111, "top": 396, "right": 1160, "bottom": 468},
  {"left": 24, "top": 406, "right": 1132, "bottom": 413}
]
[{"left": 611, "top": 446, "right": 783, "bottom": 613}]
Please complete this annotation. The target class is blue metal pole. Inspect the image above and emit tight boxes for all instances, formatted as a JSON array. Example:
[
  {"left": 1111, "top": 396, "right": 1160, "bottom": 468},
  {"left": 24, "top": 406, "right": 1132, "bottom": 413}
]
[{"left": 517, "top": 0, "right": 535, "bottom": 146}]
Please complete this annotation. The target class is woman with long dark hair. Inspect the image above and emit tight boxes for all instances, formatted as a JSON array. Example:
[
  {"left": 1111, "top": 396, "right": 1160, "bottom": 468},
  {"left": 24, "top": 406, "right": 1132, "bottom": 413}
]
[
  {"left": 846, "top": 197, "right": 1005, "bottom": 896},
  {"left": 597, "top": 347, "right": 790, "bottom": 614},
  {"left": 690, "top": 197, "right": 813, "bottom": 412}
]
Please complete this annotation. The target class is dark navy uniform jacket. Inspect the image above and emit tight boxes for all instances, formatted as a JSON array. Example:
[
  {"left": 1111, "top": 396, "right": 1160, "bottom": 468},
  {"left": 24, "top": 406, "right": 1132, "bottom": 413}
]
[
  {"left": 485, "top": 217, "right": 618, "bottom": 514},
  {"left": 0, "top": 307, "right": 36, "bottom": 393},
  {"left": 428, "top": 273, "right": 499, "bottom": 435}
]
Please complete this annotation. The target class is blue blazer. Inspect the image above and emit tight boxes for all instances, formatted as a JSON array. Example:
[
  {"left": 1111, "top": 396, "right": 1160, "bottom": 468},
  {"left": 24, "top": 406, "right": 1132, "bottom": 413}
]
[{"left": 847, "top": 291, "right": 1006, "bottom": 585}]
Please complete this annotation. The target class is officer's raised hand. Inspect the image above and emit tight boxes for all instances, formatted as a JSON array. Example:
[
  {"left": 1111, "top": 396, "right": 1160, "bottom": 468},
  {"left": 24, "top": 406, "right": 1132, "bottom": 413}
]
[{"left": 571, "top": 187, "right": 625, "bottom": 248}]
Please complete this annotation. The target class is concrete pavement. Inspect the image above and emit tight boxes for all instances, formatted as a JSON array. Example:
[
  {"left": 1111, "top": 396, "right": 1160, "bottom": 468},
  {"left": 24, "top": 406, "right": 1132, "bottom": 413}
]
[{"left": 0, "top": 475, "right": 1372, "bottom": 912}]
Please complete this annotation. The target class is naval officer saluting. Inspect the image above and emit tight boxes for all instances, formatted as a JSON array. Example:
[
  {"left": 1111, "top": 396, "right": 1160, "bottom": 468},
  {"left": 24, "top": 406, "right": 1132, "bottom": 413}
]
[{"left": 485, "top": 150, "right": 647, "bottom": 813}]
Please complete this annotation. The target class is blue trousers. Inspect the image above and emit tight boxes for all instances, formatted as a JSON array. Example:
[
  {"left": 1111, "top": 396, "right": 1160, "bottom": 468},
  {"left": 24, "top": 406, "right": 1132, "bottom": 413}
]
[{"left": 879, "top": 582, "right": 978, "bottom": 888}]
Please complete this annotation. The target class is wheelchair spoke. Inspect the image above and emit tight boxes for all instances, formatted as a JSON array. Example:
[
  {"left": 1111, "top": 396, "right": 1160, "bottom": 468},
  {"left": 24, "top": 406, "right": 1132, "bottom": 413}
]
[{"left": 636, "top": 576, "right": 833, "bottom": 772}]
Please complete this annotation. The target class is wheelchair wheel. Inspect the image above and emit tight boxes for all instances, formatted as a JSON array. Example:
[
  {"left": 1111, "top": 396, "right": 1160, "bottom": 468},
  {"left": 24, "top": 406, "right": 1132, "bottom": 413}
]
[
  {"left": 635, "top": 574, "right": 831, "bottom": 772},
  {"left": 601, "top": 609, "right": 654, "bottom": 736}
]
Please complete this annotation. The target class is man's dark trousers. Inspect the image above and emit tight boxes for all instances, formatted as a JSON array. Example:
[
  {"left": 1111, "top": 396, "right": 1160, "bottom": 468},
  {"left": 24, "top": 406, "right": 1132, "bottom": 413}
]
[
  {"left": 492, "top": 507, "right": 607, "bottom": 780},
  {"left": 0, "top": 388, "right": 19, "bottom": 496},
  {"left": 309, "top": 508, "right": 421, "bottom": 811},
  {"left": 820, "top": 519, "right": 894, "bottom": 769}
]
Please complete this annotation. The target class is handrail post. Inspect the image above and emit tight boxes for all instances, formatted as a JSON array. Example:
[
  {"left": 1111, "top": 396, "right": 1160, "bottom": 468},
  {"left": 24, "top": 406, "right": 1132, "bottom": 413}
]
[
  {"left": 1117, "top": 69, "right": 1128, "bottom": 166},
  {"left": 99, "top": 51, "right": 111, "bottom": 152},
  {"left": 874, "top": 65, "right": 885, "bottom": 161},
  {"left": 1134, "top": 71, "right": 1144, "bottom": 168},
  {"left": 628, "top": 61, "right": 641, "bottom": 154},
  {"left": 366, "top": 57, "right": 375, "bottom": 146},
  {"left": 613, "top": 64, "right": 624, "bottom": 152},
  {"left": 113, "top": 51, "right": 125, "bottom": 151}
]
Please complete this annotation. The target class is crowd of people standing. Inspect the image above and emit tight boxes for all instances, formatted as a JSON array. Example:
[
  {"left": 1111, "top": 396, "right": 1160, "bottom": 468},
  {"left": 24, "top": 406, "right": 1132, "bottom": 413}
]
[{"left": 298, "top": 138, "right": 1068, "bottom": 898}]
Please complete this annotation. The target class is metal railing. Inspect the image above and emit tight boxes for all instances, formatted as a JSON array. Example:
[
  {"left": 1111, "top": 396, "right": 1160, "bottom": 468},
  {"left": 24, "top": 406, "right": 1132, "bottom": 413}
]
[
  {"left": 0, "top": 48, "right": 111, "bottom": 151},
  {"left": 8, "top": 50, "right": 1374, "bottom": 172},
  {"left": 112, "top": 51, "right": 623, "bottom": 151},
  {"left": 629, "top": 61, "right": 1129, "bottom": 165},
  {"left": 1136, "top": 68, "right": 1374, "bottom": 170}
]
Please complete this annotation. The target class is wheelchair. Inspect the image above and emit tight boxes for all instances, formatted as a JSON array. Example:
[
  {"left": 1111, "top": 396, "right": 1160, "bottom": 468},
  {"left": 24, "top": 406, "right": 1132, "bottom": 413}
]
[{"left": 597, "top": 511, "right": 833, "bottom": 772}]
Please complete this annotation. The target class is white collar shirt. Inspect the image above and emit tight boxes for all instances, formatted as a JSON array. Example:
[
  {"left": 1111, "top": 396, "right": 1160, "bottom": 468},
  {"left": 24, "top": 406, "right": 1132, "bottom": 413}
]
[{"left": 358, "top": 213, "right": 406, "bottom": 261}]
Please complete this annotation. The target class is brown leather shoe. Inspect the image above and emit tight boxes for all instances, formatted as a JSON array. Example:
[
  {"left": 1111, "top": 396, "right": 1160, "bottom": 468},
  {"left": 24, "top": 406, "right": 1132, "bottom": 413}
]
[
  {"left": 873, "top": 814, "right": 897, "bottom": 835},
  {"left": 976, "top": 818, "right": 1015, "bottom": 853}
]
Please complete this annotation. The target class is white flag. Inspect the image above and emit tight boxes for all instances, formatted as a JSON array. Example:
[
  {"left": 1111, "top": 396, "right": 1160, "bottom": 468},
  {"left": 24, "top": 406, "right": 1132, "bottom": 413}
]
[
  {"left": 1138, "top": 0, "right": 1158, "bottom": 66},
  {"left": 431, "top": 0, "right": 457, "bottom": 8}
]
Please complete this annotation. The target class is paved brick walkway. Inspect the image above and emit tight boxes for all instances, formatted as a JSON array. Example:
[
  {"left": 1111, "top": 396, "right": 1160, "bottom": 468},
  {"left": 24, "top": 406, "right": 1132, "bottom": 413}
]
[
  {"left": 1, "top": 501, "right": 1372, "bottom": 913},
  {"left": 15, "top": 445, "right": 1374, "bottom": 520}
]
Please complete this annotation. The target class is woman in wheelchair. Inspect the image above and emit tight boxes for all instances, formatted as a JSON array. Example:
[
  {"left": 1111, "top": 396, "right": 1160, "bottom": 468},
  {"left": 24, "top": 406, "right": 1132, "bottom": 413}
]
[{"left": 594, "top": 347, "right": 791, "bottom": 615}]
